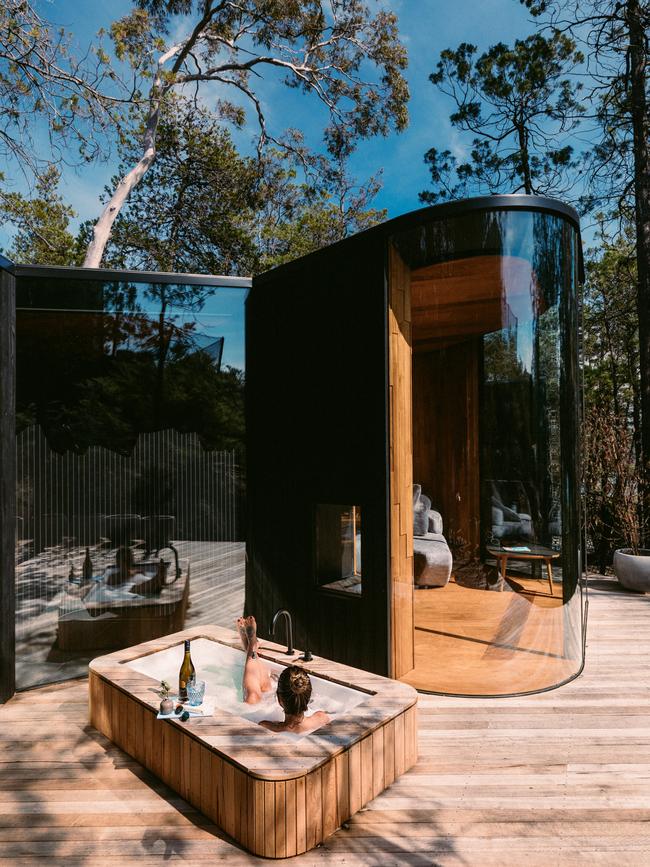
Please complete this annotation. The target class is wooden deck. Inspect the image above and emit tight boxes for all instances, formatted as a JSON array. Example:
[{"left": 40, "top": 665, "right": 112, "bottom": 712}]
[{"left": 1, "top": 575, "right": 650, "bottom": 865}]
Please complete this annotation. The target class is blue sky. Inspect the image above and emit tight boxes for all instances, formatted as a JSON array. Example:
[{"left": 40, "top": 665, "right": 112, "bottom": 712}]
[{"left": 15, "top": 0, "right": 537, "bottom": 241}]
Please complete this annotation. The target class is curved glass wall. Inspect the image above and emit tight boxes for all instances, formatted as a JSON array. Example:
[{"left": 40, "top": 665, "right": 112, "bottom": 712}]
[{"left": 393, "top": 206, "right": 584, "bottom": 696}]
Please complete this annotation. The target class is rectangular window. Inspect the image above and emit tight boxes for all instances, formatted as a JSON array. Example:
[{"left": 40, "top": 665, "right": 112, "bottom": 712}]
[{"left": 315, "top": 504, "right": 362, "bottom": 595}]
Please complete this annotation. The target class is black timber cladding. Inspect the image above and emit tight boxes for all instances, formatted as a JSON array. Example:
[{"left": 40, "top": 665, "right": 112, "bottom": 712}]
[
  {"left": 245, "top": 230, "right": 391, "bottom": 675},
  {"left": 0, "top": 257, "right": 15, "bottom": 703}
]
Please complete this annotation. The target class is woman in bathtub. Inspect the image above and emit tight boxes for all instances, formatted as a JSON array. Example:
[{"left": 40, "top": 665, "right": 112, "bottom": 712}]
[{"left": 236, "top": 616, "right": 330, "bottom": 734}]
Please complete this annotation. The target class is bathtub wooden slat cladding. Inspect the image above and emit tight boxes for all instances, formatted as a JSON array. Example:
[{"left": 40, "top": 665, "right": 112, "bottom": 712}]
[{"left": 88, "top": 625, "right": 418, "bottom": 859}]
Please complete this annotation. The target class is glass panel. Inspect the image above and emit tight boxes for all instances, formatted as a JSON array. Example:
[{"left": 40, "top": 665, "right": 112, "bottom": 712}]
[
  {"left": 315, "top": 504, "right": 362, "bottom": 595},
  {"left": 396, "top": 208, "right": 583, "bottom": 696},
  {"left": 15, "top": 274, "right": 247, "bottom": 689}
]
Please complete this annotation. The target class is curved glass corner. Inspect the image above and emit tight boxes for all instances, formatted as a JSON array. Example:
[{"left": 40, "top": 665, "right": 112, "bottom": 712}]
[{"left": 393, "top": 206, "right": 585, "bottom": 696}]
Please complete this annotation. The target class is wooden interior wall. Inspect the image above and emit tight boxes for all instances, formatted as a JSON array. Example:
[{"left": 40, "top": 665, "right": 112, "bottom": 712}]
[
  {"left": 388, "top": 245, "right": 414, "bottom": 679},
  {"left": 412, "top": 340, "right": 481, "bottom": 559},
  {"left": 0, "top": 264, "right": 15, "bottom": 703}
]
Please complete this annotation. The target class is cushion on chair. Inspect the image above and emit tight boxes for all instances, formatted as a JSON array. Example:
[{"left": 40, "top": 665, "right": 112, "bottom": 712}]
[
  {"left": 412, "top": 484, "right": 452, "bottom": 587},
  {"left": 413, "top": 534, "right": 453, "bottom": 587},
  {"left": 427, "top": 509, "right": 443, "bottom": 535},
  {"left": 491, "top": 496, "right": 520, "bottom": 522},
  {"left": 491, "top": 506, "right": 504, "bottom": 525},
  {"left": 413, "top": 487, "right": 432, "bottom": 536}
]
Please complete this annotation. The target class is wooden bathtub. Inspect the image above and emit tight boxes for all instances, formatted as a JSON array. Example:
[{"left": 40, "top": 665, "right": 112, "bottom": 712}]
[{"left": 89, "top": 625, "right": 418, "bottom": 858}]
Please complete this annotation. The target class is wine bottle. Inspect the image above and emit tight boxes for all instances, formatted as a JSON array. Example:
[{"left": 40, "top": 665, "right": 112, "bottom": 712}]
[
  {"left": 156, "top": 557, "right": 166, "bottom": 590},
  {"left": 178, "top": 639, "right": 196, "bottom": 702},
  {"left": 82, "top": 547, "right": 93, "bottom": 581}
]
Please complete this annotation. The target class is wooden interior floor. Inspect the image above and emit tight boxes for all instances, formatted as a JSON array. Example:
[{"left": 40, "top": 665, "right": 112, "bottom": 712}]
[
  {"left": 402, "top": 573, "right": 581, "bottom": 695},
  {"left": 1, "top": 576, "right": 649, "bottom": 865}
]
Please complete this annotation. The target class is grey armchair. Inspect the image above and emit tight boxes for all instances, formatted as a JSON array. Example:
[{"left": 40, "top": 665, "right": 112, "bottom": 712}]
[{"left": 413, "top": 484, "right": 452, "bottom": 587}]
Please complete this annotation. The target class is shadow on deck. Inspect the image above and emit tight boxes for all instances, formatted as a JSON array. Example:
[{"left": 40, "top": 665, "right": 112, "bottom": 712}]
[{"left": 1, "top": 575, "right": 650, "bottom": 865}]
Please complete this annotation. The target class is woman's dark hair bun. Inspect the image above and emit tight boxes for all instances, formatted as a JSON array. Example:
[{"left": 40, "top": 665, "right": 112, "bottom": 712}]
[
  {"left": 277, "top": 665, "right": 312, "bottom": 715},
  {"left": 288, "top": 668, "right": 310, "bottom": 695}
]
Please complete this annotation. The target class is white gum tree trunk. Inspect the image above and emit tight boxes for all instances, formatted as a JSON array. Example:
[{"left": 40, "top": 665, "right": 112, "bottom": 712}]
[{"left": 83, "top": 44, "right": 182, "bottom": 269}]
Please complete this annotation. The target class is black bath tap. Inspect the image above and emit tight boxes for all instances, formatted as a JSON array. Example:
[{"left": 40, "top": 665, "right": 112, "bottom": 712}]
[{"left": 270, "top": 608, "right": 294, "bottom": 654}]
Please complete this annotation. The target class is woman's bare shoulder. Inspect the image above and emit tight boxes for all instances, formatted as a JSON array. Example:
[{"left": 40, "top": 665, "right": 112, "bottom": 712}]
[
  {"left": 307, "top": 710, "right": 330, "bottom": 729},
  {"left": 259, "top": 719, "right": 282, "bottom": 731}
]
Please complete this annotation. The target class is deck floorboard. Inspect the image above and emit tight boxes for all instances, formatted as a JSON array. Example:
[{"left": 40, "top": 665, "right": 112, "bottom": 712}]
[{"left": 2, "top": 576, "right": 650, "bottom": 864}]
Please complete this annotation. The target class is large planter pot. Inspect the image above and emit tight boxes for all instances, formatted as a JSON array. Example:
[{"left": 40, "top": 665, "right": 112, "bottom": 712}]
[{"left": 613, "top": 548, "right": 650, "bottom": 592}]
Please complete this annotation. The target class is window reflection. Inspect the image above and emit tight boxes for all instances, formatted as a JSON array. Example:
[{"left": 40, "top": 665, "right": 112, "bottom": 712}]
[
  {"left": 315, "top": 504, "right": 362, "bottom": 595},
  {"left": 399, "top": 209, "right": 582, "bottom": 695},
  {"left": 15, "top": 275, "right": 247, "bottom": 689}
]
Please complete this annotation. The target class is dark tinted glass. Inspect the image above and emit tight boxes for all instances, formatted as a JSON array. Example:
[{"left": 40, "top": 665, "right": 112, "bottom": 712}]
[{"left": 15, "top": 275, "right": 247, "bottom": 688}]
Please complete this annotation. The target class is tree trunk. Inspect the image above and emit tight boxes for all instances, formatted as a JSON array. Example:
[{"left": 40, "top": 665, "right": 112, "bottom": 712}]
[
  {"left": 83, "top": 41, "right": 184, "bottom": 268},
  {"left": 516, "top": 116, "right": 533, "bottom": 194},
  {"left": 627, "top": 0, "right": 650, "bottom": 545},
  {"left": 154, "top": 291, "right": 172, "bottom": 428},
  {"left": 83, "top": 144, "right": 159, "bottom": 268}
]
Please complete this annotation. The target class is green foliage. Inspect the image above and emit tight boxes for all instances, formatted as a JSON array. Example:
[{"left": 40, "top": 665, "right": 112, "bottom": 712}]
[
  {"left": 521, "top": 0, "right": 650, "bottom": 550},
  {"left": 583, "top": 230, "right": 639, "bottom": 417},
  {"left": 110, "top": 0, "right": 409, "bottom": 157},
  {"left": 582, "top": 225, "right": 643, "bottom": 560},
  {"left": 83, "top": 0, "right": 409, "bottom": 267},
  {"left": 420, "top": 32, "right": 583, "bottom": 202},
  {"left": 0, "top": 166, "right": 80, "bottom": 265},
  {"left": 110, "top": 9, "right": 160, "bottom": 71},
  {"left": 257, "top": 153, "right": 386, "bottom": 270},
  {"left": 98, "top": 98, "right": 262, "bottom": 275},
  {"left": 89, "top": 96, "right": 386, "bottom": 275},
  {"left": 0, "top": 0, "right": 124, "bottom": 179}
]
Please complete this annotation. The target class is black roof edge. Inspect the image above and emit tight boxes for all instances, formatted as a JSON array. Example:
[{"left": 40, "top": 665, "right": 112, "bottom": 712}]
[
  {"left": 386, "top": 194, "right": 581, "bottom": 236},
  {"left": 0, "top": 253, "right": 15, "bottom": 273},
  {"left": 254, "top": 193, "right": 585, "bottom": 287},
  {"left": 13, "top": 263, "right": 251, "bottom": 289}
]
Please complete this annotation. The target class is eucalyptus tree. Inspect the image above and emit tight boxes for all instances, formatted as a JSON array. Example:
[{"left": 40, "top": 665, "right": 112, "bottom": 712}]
[
  {"left": 0, "top": 0, "right": 126, "bottom": 184},
  {"left": 83, "top": 0, "right": 409, "bottom": 268},
  {"left": 523, "top": 0, "right": 650, "bottom": 541},
  {"left": 97, "top": 97, "right": 262, "bottom": 275},
  {"left": 95, "top": 96, "right": 386, "bottom": 276},
  {"left": 0, "top": 166, "right": 78, "bottom": 265},
  {"left": 419, "top": 32, "right": 584, "bottom": 203}
]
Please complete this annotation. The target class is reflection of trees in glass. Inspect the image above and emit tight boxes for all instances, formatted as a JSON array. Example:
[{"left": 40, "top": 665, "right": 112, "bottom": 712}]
[
  {"left": 72, "top": 342, "right": 244, "bottom": 454},
  {"left": 16, "top": 281, "right": 245, "bottom": 456},
  {"left": 536, "top": 306, "right": 561, "bottom": 537},
  {"left": 481, "top": 223, "right": 564, "bottom": 546},
  {"left": 484, "top": 329, "right": 525, "bottom": 382}
]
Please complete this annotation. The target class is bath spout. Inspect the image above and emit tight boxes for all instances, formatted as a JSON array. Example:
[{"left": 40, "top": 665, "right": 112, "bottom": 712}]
[{"left": 270, "top": 609, "right": 294, "bottom": 654}]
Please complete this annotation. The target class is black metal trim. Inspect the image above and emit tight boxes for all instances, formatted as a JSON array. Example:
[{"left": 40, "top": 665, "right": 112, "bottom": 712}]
[
  {"left": 0, "top": 254, "right": 15, "bottom": 274},
  {"left": 14, "top": 263, "right": 252, "bottom": 289},
  {"left": 254, "top": 193, "right": 585, "bottom": 286},
  {"left": 0, "top": 266, "right": 15, "bottom": 703},
  {"left": 385, "top": 193, "right": 581, "bottom": 236}
]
